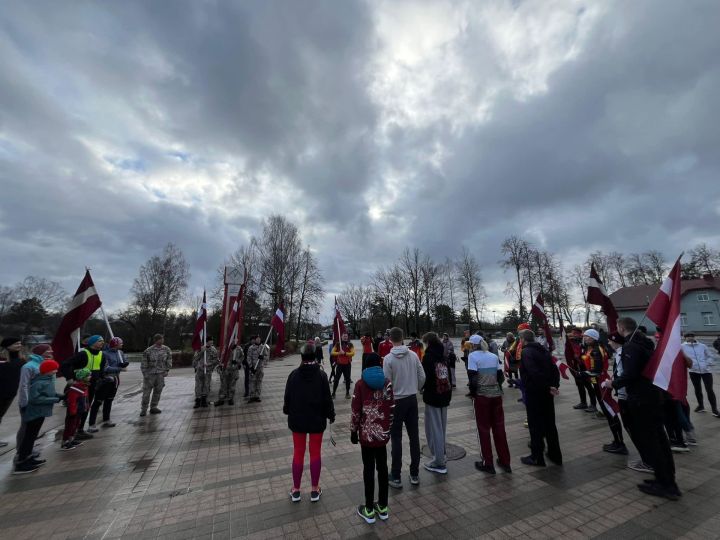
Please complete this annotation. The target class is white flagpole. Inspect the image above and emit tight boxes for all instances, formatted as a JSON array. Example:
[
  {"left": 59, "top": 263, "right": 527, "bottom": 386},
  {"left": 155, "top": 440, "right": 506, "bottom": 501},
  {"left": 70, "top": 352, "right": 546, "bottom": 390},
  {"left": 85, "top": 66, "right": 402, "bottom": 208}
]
[
  {"left": 86, "top": 267, "right": 115, "bottom": 339},
  {"left": 203, "top": 320, "right": 207, "bottom": 376}
]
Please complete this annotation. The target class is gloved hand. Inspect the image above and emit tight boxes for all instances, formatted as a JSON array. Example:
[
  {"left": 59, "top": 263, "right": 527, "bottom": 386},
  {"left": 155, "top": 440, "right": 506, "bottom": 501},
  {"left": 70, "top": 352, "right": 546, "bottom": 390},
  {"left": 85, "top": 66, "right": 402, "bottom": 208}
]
[
  {"left": 251, "top": 367, "right": 256, "bottom": 375},
  {"left": 350, "top": 431, "right": 359, "bottom": 445}
]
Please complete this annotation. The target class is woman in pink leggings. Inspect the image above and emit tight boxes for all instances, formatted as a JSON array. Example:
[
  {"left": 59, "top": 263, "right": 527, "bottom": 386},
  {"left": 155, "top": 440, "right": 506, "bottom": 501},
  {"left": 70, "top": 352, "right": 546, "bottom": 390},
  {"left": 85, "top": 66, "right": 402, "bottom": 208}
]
[{"left": 283, "top": 342, "right": 335, "bottom": 502}]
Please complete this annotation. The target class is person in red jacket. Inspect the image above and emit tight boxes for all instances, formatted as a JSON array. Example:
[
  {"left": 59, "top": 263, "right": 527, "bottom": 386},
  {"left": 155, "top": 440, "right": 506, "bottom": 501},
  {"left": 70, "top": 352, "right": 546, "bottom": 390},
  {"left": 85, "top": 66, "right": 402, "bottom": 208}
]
[
  {"left": 378, "top": 331, "right": 393, "bottom": 359},
  {"left": 408, "top": 333, "right": 424, "bottom": 361},
  {"left": 351, "top": 352, "right": 394, "bottom": 524},
  {"left": 360, "top": 334, "right": 374, "bottom": 368},
  {"left": 62, "top": 368, "right": 90, "bottom": 450},
  {"left": 331, "top": 334, "right": 355, "bottom": 399}
]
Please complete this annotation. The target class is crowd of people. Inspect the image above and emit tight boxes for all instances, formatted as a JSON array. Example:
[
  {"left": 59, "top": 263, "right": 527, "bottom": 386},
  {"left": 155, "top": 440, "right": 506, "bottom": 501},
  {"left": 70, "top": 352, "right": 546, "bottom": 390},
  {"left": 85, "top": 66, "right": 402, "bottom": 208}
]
[{"left": 1, "top": 318, "right": 718, "bottom": 520}]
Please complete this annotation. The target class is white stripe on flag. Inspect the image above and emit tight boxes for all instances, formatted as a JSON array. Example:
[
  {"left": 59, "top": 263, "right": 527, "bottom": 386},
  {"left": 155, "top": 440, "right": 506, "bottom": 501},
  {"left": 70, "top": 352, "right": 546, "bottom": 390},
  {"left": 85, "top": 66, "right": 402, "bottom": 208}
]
[
  {"left": 659, "top": 276, "right": 673, "bottom": 297},
  {"left": 652, "top": 315, "right": 682, "bottom": 391},
  {"left": 587, "top": 277, "right": 607, "bottom": 295},
  {"left": 67, "top": 286, "right": 99, "bottom": 312},
  {"left": 275, "top": 308, "right": 284, "bottom": 321}
]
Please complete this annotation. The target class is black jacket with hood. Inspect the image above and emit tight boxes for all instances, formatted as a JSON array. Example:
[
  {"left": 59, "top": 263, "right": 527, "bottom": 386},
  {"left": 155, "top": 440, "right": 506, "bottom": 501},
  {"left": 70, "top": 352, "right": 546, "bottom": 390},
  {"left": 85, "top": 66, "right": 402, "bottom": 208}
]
[
  {"left": 611, "top": 333, "right": 657, "bottom": 403},
  {"left": 520, "top": 342, "right": 560, "bottom": 393},
  {"left": 421, "top": 342, "right": 452, "bottom": 408},
  {"left": 283, "top": 362, "right": 335, "bottom": 433}
]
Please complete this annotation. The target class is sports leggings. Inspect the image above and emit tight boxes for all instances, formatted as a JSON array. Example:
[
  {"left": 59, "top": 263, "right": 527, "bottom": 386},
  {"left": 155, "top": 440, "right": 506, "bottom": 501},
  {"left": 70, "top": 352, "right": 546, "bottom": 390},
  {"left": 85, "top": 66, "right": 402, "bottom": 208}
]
[{"left": 292, "top": 432, "right": 323, "bottom": 489}]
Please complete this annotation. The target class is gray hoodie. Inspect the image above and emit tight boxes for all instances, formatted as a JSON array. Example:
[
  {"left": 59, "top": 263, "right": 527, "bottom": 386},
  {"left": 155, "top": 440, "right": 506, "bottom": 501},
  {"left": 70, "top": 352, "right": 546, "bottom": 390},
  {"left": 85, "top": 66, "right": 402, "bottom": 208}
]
[{"left": 383, "top": 345, "right": 425, "bottom": 400}]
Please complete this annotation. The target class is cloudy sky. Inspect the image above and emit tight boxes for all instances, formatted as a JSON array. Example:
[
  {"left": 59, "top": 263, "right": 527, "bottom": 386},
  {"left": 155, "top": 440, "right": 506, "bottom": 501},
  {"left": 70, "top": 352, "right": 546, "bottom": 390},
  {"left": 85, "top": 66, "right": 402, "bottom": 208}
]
[{"left": 1, "top": 0, "right": 719, "bottom": 320}]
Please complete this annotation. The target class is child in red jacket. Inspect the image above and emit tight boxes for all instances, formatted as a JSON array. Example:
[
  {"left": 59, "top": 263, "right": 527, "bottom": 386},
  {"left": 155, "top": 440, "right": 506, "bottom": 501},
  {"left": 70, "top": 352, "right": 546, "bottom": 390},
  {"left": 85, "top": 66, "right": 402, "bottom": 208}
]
[
  {"left": 62, "top": 368, "right": 90, "bottom": 450},
  {"left": 351, "top": 353, "right": 394, "bottom": 524}
]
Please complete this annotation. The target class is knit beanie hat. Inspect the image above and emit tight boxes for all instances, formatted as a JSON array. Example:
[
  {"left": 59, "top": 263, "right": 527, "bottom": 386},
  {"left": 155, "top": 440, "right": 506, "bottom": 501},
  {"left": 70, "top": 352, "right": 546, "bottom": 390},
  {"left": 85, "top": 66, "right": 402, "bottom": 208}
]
[
  {"left": 1, "top": 336, "right": 21, "bottom": 349},
  {"left": 517, "top": 323, "right": 531, "bottom": 331},
  {"left": 39, "top": 359, "right": 60, "bottom": 375},
  {"left": 361, "top": 352, "right": 382, "bottom": 370},
  {"left": 109, "top": 337, "right": 123, "bottom": 348},
  {"left": 74, "top": 368, "right": 91, "bottom": 380},
  {"left": 31, "top": 344, "right": 52, "bottom": 356},
  {"left": 87, "top": 335, "right": 104, "bottom": 347}
]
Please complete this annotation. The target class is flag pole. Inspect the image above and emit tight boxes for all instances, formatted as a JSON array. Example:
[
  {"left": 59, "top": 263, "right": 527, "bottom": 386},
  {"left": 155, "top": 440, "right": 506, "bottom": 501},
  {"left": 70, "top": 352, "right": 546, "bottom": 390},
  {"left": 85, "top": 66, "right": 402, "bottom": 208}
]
[
  {"left": 203, "top": 287, "right": 207, "bottom": 376},
  {"left": 86, "top": 267, "right": 115, "bottom": 339}
]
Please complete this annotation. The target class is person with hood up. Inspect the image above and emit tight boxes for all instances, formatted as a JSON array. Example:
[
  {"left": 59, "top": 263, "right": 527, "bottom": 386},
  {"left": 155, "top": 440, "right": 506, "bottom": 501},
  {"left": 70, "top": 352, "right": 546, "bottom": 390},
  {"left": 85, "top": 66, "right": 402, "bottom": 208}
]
[
  {"left": 62, "top": 368, "right": 91, "bottom": 450},
  {"left": 87, "top": 337, "right": 129, "bottom": 431},
  {"left": 607, "top": 317, "right": 679, "bottom": 501},
  {"left": 14, "top": 345, "right": 51, "bottom": 464},
  {"left": 283, "top": 342, "right": 335, "bottom": 503},
  {"left": 468, "top": 335, "right": 512, "bottom": 474},
  {"left": 519, "top": 330, "right": 563, "bottom": 467},
  {"left": 14, "top": 359, "right": 63, "bottom": 474},
  {"left": 192, "top": 337, "right": 219, "bottom": 408},
  {"left": 351, "top": 352, "right": 394, "bottom": 524},
  {"left": 421, "top": 332, "right": 452, "bottom": 475},
  {"left": 0, "top": 337, "right": 24, "bottom": 448},
  {"left": 383, "top": 327, "right": 425, "bottom": 489}
]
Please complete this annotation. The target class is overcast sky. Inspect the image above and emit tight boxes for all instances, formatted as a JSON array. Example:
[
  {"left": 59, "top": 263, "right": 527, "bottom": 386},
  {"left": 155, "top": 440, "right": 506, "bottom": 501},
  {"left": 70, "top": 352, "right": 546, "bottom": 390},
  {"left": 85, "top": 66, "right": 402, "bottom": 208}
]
[{"left": 1, "top": 0, "right": 719, "bottom": 321}]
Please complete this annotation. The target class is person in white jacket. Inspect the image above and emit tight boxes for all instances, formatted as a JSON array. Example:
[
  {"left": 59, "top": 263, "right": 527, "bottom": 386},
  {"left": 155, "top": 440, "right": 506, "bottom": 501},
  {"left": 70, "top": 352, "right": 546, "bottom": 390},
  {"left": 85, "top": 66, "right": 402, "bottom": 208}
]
[
  {"left": 682, "top": 333, "right": 718, "bottom": 416},
  {"left": 383, "top": 327, "right": 426, "bottom": 489}
]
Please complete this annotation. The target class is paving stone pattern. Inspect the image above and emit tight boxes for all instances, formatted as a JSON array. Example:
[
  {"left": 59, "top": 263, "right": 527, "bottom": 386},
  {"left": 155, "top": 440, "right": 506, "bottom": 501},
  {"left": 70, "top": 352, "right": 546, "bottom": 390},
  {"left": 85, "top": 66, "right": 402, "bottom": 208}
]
[{"left": 1, "top": 341, "right": 719, "bottom": 539}]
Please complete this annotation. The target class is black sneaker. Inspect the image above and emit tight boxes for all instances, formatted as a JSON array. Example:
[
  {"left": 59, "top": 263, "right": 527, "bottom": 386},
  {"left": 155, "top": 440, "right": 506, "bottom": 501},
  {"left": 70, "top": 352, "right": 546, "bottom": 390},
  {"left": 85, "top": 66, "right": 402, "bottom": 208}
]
[
  {"left": 150, "top": 408, "right": 162, "bottom": 414},
  {"left": 12, "top": 461, "right": 40, "bottom": 475},
  {"left": 496, "top": 459, "right": 512, "bottom": 473},
  {"left": 75, "top": 431, "right": 93, "bottom": 440},
  {"left": 70, "top": 440, "right": 83, "bottom": 447},
  {"left": 638, "top": 482, "right": 680, "bottom": 501},
  {"left": 139, "top": 410, "right": 147, "bottom": 417},
  {"left": 475, "top": 461, "right": 496, "bottom": 474},
  {"left": 290, "top": 490, "right": 301, "bottom": 503},
  {"left": 310, "top": 488, "right": 322, "bottom": 502},
  {"left": 374, "top": 503, "right": 389, "bottom": 521},
  {"left": 102, "top": 422, "right": 116, "bottom": 428},
  {"left": 60, "top": 442, "right": 76, "bottom": 451},
  {"left": 521, "top": 455, "right": 546, "bottom": 467},
  {"left": 584, "top": 406, "right": 598, "bottom": 413},
  {"left": 357, "top": 505, "right": 376, "bottom": 524},
  {"left": 572, "top": 403, "right": 588, "bottom": 410},
  {"left": 694, "top": 405, "right": 706, "bottom": 413},
  {"left": 603, "top": 442, "right": 629, "bottom": 455},
  {"left": 28, "top": 458, "right": 46, "bottom": 467},
  {"left": 713, "top": 410, "right": 720, "bottom": 418}
]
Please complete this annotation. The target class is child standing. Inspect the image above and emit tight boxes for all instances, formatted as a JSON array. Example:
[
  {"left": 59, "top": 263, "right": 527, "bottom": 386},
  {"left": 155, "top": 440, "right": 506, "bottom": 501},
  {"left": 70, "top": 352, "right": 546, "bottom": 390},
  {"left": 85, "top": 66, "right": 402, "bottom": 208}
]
[
  {"left": 351, "top": 353, "right": 394, "bottom": 524},
  {"left": 14, "top": 359, "right": 63, "bottom": 474},
  {"left": 62, "top": 368, "right": 91, "bottom": 450}
]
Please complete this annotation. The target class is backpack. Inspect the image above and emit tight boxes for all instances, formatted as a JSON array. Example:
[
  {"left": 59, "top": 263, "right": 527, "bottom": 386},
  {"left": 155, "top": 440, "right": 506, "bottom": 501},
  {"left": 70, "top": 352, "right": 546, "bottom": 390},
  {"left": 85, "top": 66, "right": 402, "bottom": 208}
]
[{"left": 434, "top": 361, "right": 451, "bottom": 395}]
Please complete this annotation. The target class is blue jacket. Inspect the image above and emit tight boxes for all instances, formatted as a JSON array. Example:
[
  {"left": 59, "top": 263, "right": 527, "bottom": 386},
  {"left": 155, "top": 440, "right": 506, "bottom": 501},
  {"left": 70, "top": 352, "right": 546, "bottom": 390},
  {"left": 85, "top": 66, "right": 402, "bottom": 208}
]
[
  {"left": 22, "top": 374, "right": 61, "bottom": 422},
  {"left": 102, "top": 347, "right": 126, "bottom": 375},
  {"left": 17, "top": 354, "right": 43, "bottom": 409}
]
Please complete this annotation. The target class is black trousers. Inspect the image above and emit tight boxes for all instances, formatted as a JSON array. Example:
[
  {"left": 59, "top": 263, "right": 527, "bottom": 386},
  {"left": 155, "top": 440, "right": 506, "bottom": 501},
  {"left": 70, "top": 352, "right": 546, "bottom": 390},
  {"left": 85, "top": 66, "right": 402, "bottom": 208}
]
[
  {"left": 689, "top": 372, "right": 717, "bottom": 411},
  {"left": 243, "top": 364, "right": 251, "bottom": 396},
  {"left": 526, "top": 391, "right": 562, "bottom": 464},
  {"left": 390, "top": 395, "right": 420, "bottom": 478},
  {"left": 18, "top": 417, "right": 44, "bottom": 461},
  {"left": 629, "top": 399, "right": 676, "bottom": 489},
  {"left": 80, "top": 377, "right": 99, "bottom": 430},
  {"left": 332, "top": 364, "right": 351, "bottom": 395},
  {"left": 0, "top": 397, "right": 14, "bottom": 423},
  {"left": 89, "top": 398, "right": 113, "bottom": 425},
  {"left": 663, "top": 399, "right": 684, "bottom": 443},
  {"left": 593, "top": 382, "right": 623, "bottom": 445},
  {"left": 575, "top": 377, "right": 587, "bottom": 405},
  {"left": 619, "top": 399, "right": 650, "bottom": 464},
  {"left": 361, "top": 445, "right": 388, "bottom": 510}
]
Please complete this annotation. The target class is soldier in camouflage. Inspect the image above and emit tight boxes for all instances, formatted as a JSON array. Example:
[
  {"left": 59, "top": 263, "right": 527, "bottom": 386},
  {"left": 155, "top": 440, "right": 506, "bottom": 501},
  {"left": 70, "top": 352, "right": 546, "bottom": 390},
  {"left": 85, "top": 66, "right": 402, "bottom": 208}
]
[
  {"left": 247, "top": 335, "right": 269, "bottom": 403},
  {"left": 192, "top": 338, "right": 219, "bottom": 408},
  {"left": 140, "top": 334, "right": 173, "bottom": 417},
  {"left": 215, "top": 341, "right": 243, "bottom": 406}
]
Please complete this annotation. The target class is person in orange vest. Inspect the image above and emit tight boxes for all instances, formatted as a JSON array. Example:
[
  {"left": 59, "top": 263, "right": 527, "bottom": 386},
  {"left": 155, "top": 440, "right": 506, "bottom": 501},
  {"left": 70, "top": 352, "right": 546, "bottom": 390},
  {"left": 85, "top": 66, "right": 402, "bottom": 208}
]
[
  {"left": 331, "top": 333, "right": 355, "bottom": 399},
  {"left": 408, "top": 332, "right": 424, "bottom": 361}
]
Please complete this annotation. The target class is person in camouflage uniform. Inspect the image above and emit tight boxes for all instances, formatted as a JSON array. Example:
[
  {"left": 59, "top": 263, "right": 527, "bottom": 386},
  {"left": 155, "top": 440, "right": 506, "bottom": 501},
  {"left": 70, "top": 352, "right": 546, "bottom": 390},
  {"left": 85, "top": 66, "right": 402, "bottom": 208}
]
[
  {"left": 247, "top": 335, "right": 269, "bottom": 403},
  {"left": 140, "top": 334, "right": 173, "bottom": 416},
  {"left": 192, "top": 338, "right": 219, "bottom": 408},
  {"left": 215, "top": 341, "right": 243, "bottom": 406}
]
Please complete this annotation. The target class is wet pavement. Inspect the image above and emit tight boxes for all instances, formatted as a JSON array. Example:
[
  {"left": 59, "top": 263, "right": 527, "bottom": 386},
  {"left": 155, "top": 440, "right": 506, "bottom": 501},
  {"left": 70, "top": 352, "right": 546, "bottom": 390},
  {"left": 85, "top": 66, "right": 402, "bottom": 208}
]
[{"left": 1, "top": 342, "right": 719, "bottom": 539}]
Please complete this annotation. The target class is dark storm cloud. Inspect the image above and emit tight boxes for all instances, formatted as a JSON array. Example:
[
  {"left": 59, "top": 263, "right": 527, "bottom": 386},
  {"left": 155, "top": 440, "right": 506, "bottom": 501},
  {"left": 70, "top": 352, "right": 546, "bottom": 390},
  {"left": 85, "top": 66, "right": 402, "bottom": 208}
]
[{"left": 1, "top": 0, "right": 719, "bottom": 313}]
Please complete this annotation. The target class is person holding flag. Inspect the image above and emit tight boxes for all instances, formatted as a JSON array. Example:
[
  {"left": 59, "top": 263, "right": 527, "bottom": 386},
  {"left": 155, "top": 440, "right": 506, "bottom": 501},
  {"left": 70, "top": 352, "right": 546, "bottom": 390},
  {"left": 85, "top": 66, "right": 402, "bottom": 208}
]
[
  {"left": 331, "top": 333, "right": 355, "bottom": 399},
  {"left": 247, "top": 335, "right": 269, "bottom": 403},
  {"left": 192, "top": 337, "right": 218, "bottom": 408},
  {"left": 216, "top": 342, "right": 243, "bottom": 406}
]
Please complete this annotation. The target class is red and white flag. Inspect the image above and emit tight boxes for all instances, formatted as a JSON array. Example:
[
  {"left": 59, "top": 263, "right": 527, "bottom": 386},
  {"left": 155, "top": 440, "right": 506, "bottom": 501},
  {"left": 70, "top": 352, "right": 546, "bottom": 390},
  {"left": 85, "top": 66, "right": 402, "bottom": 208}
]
[
  {"left": 221, "top": 283, "right": 246, "bottom": 366},
  {"left": 599, "top": 372, "right": 620, "bottom": 417},
  {"left": 551, "top": 355, "right": 570, "bottom": 380},
  {"left": 332, "top": 297, "right": 347, "bottom": 344},
  {"left": 530, "top": 294, "right": 555, "bottom": 352},
  {"left": 642, "top": 257, "right": 687, "bottom": 400},
  {"left": 192, "top": 290, "right": 207, "bottom": 352},
  {"left": 51, "top": 270, "right": 102, "bottom": 362},
  {"left": 587, "top": 263, "right": 618, "bottom": 333},
  {"left": 271, "top": 301, "right": 285, "bottom": 356}
]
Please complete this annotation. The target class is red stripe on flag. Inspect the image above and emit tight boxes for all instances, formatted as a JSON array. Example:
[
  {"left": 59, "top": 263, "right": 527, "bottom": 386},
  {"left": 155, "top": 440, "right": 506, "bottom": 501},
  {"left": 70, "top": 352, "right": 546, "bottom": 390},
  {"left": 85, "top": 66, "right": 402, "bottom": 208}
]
[{"left": 51, "top": 270, "right": 102, "bottom": 363}]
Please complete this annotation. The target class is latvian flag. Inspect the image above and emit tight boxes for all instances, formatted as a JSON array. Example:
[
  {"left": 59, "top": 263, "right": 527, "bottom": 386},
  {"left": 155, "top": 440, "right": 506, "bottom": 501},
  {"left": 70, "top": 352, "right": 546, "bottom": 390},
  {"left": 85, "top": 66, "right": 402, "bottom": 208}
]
[
  {"left": 271, "top": 302, "right": 286, "bottom": 356},
  {"left": 599, "top": 371, "right": 620, "bottom": 416},
  {"left": 51, "top": 270, "right": 102, "bottom": 362},
  {"left": 530, "top": 294, "right": 555, "bottom": 352},
  {"left": 192, "top": 290, "right": 208, "bottom": 352},
  {"left": 333, "top": 297, "right": 347, "bottom": 344},
  {"left": 642, "top": 257, "right": 687, "bottom": 400},
  {"left": 587, "top": 263, "right": 618, "bottom": 333},
  {"left": 221, "top": 283, "right": 246, "bottom": 367}
]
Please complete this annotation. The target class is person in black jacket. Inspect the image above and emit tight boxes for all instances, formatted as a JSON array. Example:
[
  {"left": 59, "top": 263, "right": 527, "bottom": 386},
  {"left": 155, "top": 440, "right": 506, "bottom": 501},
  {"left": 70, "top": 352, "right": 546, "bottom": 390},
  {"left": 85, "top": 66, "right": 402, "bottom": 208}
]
[
  {"left": 608, "top": 317, "right": 680, "bottom": 501},
  {"left": 421, "top": 332, "right": 452, "bottom": 474},
  {"left": 519, "top": 330, "right": 562, "bottom": 467},
  {"left": 0, "top": 337, "right": 25, "bottom": 448},
  {"left": 283, "top": 342, "right": 335, "bottom": 503}
]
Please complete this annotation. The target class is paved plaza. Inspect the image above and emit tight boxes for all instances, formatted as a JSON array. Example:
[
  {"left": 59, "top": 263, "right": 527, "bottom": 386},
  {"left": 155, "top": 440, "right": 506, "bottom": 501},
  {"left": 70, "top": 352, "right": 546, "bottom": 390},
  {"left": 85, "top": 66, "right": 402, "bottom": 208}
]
[{"left": 1, "top": 342, "right": 719, "bottom": 539}]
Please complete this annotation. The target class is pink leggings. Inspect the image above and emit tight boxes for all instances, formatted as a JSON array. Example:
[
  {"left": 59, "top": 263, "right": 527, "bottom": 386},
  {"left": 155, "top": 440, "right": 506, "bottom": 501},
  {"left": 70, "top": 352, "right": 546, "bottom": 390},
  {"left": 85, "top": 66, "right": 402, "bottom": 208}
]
[{"left": 292, "top": 432, "right": 323, "bottom": 489}]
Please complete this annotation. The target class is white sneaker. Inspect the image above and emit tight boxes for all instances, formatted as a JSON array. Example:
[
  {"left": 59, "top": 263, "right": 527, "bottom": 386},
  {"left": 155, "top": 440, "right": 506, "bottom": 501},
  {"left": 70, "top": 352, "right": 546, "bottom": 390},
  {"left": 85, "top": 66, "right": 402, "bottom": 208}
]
[
  {"left": 423, "top": 462, "right": 448, "bottom": 474},
  {"left": 86, "top": 426, "right": 99, "bottom": 433}
]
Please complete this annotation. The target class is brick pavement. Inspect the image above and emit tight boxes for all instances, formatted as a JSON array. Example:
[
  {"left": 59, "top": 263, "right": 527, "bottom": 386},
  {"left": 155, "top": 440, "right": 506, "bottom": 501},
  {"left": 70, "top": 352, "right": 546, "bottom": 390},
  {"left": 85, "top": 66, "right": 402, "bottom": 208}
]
[{"left": 1, "top": 342, "right": 719, "bottom": 539}]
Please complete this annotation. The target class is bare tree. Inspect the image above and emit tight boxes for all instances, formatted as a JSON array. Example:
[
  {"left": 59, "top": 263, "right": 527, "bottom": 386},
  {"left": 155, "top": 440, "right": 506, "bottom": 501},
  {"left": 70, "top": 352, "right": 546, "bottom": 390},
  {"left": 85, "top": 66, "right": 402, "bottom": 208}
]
[
  {"left": 689, "top": 243, "right": 720, "bottom": 276},
  {"left": 456, "top": 246, "right": 485, "bottom": 326},
  {"left": 0, "top": 285, "right": 16, "bottom": 323},
  {"left": 129, "top": 242, "right": 190, "bottom": 336},
  {"left": 13, "top": 276, "right": 68, "bottom": 313},
  {"left": 608, "top": 251, "right": 628, "bottom": 288},
  {"left": 401, "top": 247, "right": 423, "bottom": 334},
  {"left": 372, "top": 266, "right": 399, "bottom": 329},
  {"left": 501, "top": 236, "right": 529, "bottom": 319},
  {"left": 336, "top": 284, "right": 371, "bottom": 336},
  {"left": 293, "top": 248, "right": 324, "bottom": 339}
]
